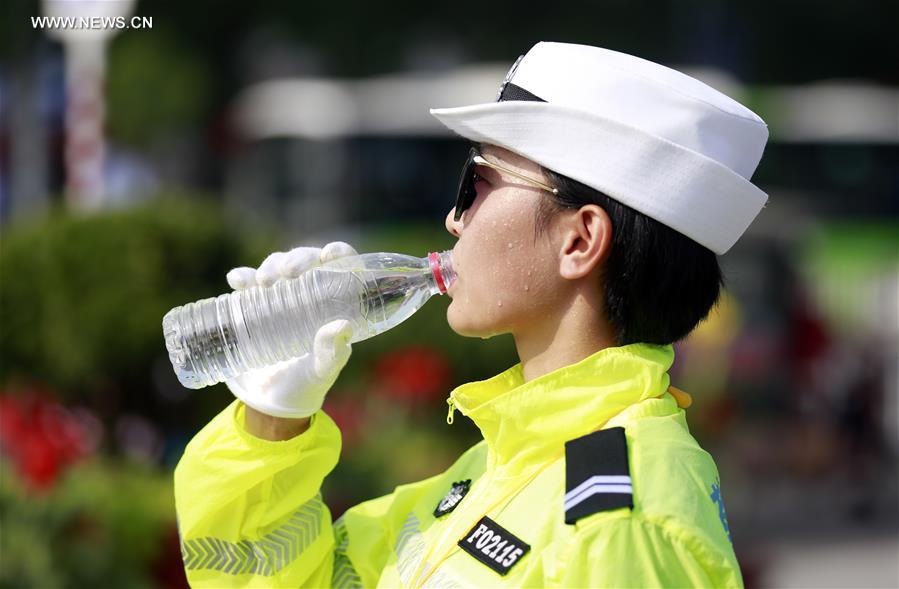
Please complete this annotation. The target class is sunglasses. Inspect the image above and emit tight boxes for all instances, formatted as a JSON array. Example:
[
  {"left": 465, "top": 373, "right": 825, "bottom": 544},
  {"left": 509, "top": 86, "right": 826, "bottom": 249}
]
[{"left": 453, "top": 147, "right": 559, "bottom": 222}]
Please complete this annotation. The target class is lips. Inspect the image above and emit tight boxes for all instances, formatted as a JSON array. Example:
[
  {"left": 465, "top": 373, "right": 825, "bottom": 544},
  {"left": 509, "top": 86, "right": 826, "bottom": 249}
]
[
  {"left": 447, "top": 248, "right": 460, "bottom": 298},
  {"left": 446, "top": 269, "right": 458, "bottom": 298}
]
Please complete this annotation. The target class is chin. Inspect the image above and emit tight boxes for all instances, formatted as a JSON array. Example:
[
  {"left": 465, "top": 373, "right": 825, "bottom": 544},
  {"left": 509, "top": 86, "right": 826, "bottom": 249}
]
[{"left": 446, "top": 305, "right": 503, "bottom": 339}]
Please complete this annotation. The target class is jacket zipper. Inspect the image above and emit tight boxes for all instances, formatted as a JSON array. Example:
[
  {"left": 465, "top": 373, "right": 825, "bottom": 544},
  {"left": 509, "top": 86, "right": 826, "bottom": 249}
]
[{"left": 446, "top": 397, "right": 456, "bottom": 425}]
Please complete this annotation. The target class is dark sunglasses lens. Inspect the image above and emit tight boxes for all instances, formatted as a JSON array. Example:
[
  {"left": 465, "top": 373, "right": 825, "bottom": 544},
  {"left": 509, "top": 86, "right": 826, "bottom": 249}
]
[{"left": 454, "top": 150, "right": 477, "bottom": 221}]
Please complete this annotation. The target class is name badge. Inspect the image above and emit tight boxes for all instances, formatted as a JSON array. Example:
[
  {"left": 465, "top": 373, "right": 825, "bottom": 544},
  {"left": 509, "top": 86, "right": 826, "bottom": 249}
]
[{"left": 458, "top": 516, "right": 530, "bottom": 576}]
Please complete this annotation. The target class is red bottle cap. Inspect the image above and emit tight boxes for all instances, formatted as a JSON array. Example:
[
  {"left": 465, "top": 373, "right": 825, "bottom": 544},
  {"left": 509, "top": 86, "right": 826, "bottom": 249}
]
[{"left": 428, "top": 252, "right": 448, "bottom": 294}]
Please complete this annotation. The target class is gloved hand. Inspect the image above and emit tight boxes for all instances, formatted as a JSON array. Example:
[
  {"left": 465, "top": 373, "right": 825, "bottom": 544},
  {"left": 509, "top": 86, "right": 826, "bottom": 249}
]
[{"left": 224, "top": 242, "right": 358, "bottom": 419}]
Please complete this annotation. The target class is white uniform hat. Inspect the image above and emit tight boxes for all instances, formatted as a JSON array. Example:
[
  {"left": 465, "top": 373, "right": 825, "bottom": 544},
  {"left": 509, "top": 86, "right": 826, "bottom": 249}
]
[{"left": 430, "top": 42, "right": 769, "bottom": 255}]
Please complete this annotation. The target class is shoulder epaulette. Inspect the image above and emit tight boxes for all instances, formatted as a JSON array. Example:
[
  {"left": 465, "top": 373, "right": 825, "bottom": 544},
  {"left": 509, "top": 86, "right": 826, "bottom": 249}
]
[{"left": 564, "top": 426, "right": 633, "bottom": 525}]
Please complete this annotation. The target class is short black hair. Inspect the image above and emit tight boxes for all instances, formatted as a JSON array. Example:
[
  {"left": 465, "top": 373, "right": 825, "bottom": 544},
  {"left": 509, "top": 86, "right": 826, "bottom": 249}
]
[{"left": 536, "top": 169, "right": 725, "bottom": 346}]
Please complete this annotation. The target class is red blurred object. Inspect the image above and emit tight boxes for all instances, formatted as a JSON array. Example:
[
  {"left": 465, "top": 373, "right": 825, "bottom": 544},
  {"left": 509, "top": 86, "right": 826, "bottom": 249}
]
[
  {"left": 152, "top": 524, "right": 191, "bottom": 589},
  {"left": 373, "top": 345, "right": 452, "bottom": 406},
  {"left": 323, "top": 394, "right": 365, "bottom": 448},
  {"left": 0, "top": 388, "right": 94, "bottom": 491},
  {"left": 788, "top": 288, "right": 832, "bottom": 388}
]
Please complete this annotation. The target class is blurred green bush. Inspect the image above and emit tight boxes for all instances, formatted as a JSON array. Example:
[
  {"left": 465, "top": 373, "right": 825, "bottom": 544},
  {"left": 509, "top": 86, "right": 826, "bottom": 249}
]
[
  {"left": 0, "top": 203, "right": 517, "bottom": 403},
  {"left": 0, "top": 199, "right": 523, "bottom": 583},
  {"left": 0, "top": 459, "right": 176, "bottom": 589},
  {"left": 0, "top": 197, "right": 278, "bottom": 587},
  {"left": 0, "top": 196, "right": 276, "bottom": 404},
  {"left": 107, "top": 33, "right": 209, "bottom": 147}
]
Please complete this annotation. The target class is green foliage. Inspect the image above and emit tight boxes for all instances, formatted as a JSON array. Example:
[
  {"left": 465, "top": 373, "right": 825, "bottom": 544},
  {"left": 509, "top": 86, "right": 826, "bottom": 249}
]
[
  {"left": 0, "top": 196, "right": 277, "bottom": 399},
  {"left": 106, "top": 32, "right": 210, "bottom": 147},
  {"left": 0, "top": 459, "right": 175, "bottom": 589},
  {"left": 0, "top": 202, "right": 518, "bottom": 527},
  {"left": 799, "top": 220, "right": 899, "bottom": 333}
]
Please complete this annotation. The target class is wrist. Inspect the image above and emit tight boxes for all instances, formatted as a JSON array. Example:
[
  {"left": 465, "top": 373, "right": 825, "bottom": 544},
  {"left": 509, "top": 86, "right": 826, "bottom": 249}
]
[{"left": 244, "top": 404, "right": 311, "bottom": 440}]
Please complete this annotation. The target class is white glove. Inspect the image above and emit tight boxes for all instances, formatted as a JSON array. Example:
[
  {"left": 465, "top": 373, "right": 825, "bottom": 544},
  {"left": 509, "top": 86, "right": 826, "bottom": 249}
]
[{"left": 224, "top": 242, "right": 358, "bottom": 418}]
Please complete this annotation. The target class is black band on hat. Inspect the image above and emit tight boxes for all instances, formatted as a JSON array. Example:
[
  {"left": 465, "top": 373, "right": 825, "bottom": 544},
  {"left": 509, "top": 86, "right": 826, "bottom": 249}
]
[{"left": 498, "top": 83, "right": 547, "bottom": 103}]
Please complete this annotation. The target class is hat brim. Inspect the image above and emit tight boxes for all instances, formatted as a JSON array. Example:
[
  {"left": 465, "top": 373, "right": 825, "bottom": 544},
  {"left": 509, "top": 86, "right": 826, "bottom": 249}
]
[{"left": 430, "top": 101, "right": 767, "bottom": 255}]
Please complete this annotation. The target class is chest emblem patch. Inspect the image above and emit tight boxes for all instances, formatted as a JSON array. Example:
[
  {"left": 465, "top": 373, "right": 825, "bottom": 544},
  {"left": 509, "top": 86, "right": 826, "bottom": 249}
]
[
  {"left": 433, "top": 480, "right": 471, "bottom": 518},
  {"left": 458, "top": 516, "right": 530, "bottom": 576}
]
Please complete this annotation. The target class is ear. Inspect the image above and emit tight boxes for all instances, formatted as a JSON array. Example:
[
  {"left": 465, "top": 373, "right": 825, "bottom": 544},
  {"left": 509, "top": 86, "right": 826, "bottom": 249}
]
[{"left": 558, "top": 205, "right": 612, "bottom": 280}]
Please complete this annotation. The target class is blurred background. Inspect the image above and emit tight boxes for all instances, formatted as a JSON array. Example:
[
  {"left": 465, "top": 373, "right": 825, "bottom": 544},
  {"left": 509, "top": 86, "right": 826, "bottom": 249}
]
[{"left": 1, "top": 1, "right": 897, "bottom": 587}]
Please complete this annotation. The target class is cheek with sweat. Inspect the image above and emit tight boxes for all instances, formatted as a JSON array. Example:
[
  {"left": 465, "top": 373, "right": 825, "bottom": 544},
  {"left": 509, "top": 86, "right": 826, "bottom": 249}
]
[{"left": 447, "top": 201, "right": 558, "bottom": 335}]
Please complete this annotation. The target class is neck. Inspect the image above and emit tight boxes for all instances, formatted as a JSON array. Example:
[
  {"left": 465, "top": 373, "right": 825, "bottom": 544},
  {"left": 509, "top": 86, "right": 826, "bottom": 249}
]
[{"left": 513, "top": 290, "right": 617, "bottom": 383}]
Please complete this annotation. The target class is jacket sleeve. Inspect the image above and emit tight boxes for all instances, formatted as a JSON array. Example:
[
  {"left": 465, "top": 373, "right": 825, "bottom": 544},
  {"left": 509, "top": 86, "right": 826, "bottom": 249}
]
[
  {"left": 558, "top": 513, "right": 744, "bottom": 589},
  {"left": 174, "top": 400, "right": 450, "bottom": 589},
  {"left": 174, "top": 400, "right": 344, "bottom": 588}
]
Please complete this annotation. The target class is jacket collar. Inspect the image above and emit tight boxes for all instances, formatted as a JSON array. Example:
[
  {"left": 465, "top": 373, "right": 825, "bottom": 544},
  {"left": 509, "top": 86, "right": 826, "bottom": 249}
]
[{"left": 447, "top": 343, "right": 675, "bottom": 478}]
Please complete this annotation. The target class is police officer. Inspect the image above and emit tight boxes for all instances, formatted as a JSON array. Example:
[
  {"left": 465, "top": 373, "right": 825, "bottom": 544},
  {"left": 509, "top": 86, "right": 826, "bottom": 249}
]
[{"left": 175, "top": 41, "right": 768, "bottom": 588}]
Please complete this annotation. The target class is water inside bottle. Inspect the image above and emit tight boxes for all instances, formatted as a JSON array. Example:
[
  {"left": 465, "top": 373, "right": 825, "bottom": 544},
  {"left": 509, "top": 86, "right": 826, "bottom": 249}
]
[{"left": 164, "top": 260, "right": 440, "bottom": 389}]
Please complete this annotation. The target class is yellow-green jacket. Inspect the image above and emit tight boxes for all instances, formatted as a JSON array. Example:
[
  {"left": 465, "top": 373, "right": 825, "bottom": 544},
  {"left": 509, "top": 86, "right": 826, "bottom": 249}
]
[{"left": 174, "top": 343, "right": 743, "bottom": 588}]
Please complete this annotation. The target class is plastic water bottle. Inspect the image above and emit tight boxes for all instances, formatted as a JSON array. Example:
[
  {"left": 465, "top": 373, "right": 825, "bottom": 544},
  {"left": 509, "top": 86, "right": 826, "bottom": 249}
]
[{"left": 163, "top": 251, "right": 456, "bottom": 389}]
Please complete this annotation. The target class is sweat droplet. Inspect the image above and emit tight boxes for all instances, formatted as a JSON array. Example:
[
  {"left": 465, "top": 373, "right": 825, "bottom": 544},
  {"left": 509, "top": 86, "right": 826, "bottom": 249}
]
[
  {"left": 497, "top": 300, "right": 503, "bottom": 307},
  {"left": 507, "top": 242, "right": 513, "bottom": 249},
  {"left": 524, "top": 285, "right": 530, "bottom": 291}
]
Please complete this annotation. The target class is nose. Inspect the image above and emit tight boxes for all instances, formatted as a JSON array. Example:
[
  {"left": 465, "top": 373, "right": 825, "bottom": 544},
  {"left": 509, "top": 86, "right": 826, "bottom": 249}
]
[{"left": 445, "top": 207, "right": 462, "bottom": 238}]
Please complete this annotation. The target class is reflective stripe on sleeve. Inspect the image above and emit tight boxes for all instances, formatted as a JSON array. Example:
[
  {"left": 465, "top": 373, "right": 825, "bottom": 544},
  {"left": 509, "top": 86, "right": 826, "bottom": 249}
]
[
  {"left": 332, "top": 515, "right": 363, "bottom": 589},
  {"left": 180, "top": 493, "right": 325, "bottom": 577}
]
